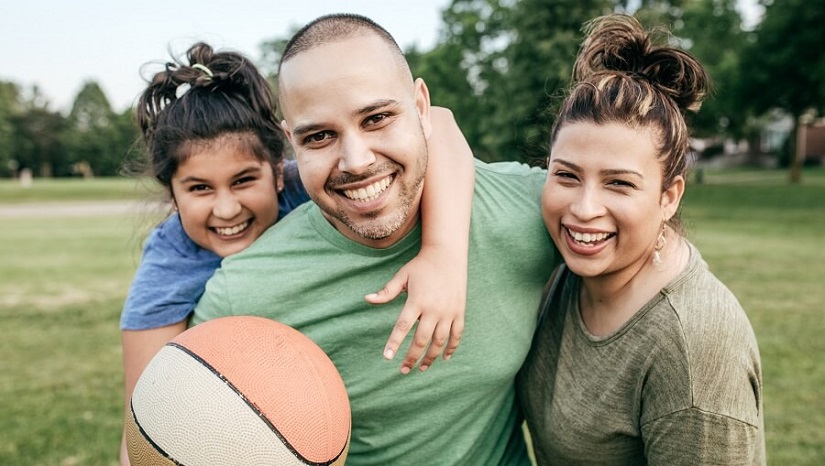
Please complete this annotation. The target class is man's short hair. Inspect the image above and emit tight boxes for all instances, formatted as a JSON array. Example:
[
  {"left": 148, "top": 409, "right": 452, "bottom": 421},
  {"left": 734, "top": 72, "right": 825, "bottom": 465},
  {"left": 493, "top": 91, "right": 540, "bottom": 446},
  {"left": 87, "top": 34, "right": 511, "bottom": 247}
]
[{"left": 279, "top": 13, "right": 405, "bottom": 73}]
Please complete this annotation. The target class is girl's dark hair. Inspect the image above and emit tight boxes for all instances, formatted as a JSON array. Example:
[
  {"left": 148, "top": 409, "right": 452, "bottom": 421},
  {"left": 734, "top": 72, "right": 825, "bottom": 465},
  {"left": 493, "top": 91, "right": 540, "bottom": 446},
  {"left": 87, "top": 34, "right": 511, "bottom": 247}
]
[
  {"left": 135, "top": 42, "right": 284, "bottom": 193},
  {"left": 551, "top": 14, "right": 711, "bottom": 230}
]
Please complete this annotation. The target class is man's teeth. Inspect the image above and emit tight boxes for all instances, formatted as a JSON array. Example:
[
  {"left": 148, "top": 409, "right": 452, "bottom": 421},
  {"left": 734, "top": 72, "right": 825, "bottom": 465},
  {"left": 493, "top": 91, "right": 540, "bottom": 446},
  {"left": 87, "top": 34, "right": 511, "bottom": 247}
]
[
  {"left": 343, "top": 176, "right": 391, "bottom": 202},
  {"left": 215, "top": 220, "right": 250, "bottom": 236},
  {"left": 569, "top": 229, "right": 611, "bottom": 244}
]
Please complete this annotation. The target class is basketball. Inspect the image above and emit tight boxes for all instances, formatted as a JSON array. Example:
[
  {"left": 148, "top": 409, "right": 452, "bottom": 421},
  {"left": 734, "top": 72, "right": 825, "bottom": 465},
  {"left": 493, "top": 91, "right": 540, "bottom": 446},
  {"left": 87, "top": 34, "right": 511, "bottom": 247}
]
[{"left": 125, "top": 316, "right": 351, "bottom": 465}]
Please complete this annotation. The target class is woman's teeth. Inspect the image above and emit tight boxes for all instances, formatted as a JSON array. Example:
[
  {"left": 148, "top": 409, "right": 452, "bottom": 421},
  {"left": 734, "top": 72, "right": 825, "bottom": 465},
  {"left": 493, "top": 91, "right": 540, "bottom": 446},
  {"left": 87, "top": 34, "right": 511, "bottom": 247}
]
[{"left": 569, "top": 229, "right": 611, "bottom": 244}]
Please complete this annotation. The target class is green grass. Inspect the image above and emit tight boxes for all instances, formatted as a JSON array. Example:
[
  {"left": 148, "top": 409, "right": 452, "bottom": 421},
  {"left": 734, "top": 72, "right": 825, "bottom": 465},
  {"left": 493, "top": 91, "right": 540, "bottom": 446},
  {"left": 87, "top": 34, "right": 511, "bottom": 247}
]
[
  {"left": 681, "top": 168, "right": 825, "bottom": 464},
  {"left": 1, "top": 168, "right": 823, "bottom": 464},
  {"left": 0, "top": 177, "right": 156, "bottom": 204}
]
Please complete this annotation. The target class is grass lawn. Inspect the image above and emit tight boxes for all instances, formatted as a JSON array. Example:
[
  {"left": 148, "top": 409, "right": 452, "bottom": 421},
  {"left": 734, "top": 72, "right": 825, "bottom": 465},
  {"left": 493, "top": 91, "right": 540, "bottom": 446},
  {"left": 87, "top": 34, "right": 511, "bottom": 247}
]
[
  {"left": 0, "top": 168, "right": 823, "bottom": 464},
  {"left": 0, "top": 177, "right": 155, "bottom": 204}
]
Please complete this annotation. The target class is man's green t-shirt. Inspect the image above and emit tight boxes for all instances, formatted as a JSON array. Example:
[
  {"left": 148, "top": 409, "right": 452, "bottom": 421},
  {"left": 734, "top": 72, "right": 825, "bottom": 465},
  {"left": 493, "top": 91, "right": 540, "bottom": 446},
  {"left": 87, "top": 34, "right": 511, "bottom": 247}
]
[{"left": 193, "top": 160, "right": 559, "bottom": 465}]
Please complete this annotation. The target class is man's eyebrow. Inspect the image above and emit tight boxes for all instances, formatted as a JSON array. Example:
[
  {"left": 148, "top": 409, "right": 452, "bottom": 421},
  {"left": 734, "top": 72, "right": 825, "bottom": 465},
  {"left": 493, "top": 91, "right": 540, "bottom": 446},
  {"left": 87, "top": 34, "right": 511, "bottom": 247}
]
[
  {"left": 355, "top": 99, "right": 399, "bottom": 117},
  {"left": 290, "top": 123, "right": 326, "bottom": 138}
]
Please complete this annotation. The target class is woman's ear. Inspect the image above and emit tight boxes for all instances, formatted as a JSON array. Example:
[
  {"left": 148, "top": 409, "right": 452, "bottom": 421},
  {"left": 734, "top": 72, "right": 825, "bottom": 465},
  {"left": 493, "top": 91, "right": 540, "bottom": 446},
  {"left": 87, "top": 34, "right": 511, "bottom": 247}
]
[{"left": 661, "top": 175, "right": 685, "bottom": 221}]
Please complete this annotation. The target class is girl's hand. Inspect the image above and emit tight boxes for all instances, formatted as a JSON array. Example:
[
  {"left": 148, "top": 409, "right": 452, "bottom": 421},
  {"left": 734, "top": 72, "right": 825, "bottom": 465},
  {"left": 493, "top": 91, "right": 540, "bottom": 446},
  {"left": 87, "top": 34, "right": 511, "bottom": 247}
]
[{"left": 366, "top": 249, "right": 465, "bottom": 374}]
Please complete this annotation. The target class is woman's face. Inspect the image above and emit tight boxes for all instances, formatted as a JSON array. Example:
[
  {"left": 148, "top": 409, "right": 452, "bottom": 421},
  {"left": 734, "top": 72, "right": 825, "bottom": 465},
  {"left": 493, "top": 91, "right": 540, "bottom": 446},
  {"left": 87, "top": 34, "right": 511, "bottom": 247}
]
[
  {"left": 542, "top": 122, "right": 683, "bottom": 279},
  {"left": 170, "top": 134, "right": 282, "bottom": 258}
]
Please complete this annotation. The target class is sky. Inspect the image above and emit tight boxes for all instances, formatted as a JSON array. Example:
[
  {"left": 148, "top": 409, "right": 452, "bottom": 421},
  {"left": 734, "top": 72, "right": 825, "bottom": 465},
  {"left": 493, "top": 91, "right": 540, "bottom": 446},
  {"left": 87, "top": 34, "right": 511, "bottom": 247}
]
[
  {"left": 1, "top": 0, "right": 761, "bottom": 115},
  {"left": 0, "top": 0, "right": 451, "bottom": 113}
]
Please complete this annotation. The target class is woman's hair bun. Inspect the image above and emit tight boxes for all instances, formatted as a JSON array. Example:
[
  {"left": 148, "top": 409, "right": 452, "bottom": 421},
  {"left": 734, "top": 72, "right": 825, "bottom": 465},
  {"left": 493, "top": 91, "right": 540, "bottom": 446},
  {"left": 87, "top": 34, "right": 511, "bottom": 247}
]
[{"left": 574, "top": 14, "right": 711, "bottom": 112}]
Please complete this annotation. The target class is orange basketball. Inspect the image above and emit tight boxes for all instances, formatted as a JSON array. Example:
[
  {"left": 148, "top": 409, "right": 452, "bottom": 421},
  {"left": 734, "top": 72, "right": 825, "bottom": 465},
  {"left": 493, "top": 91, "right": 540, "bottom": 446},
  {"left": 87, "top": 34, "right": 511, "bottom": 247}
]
[{"left": 125, "top": 316, "right": 350, "bottom": 465}]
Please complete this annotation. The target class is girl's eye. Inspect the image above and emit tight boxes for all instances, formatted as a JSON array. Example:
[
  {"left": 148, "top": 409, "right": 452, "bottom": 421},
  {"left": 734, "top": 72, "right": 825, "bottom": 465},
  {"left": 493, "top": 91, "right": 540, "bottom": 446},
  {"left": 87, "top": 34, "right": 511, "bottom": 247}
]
[
  {"left": 234, "top": 176, "right": 256, "bottom": 186},
  {"left": 189, "top": 184, "right": 210, "bottom": 192}
]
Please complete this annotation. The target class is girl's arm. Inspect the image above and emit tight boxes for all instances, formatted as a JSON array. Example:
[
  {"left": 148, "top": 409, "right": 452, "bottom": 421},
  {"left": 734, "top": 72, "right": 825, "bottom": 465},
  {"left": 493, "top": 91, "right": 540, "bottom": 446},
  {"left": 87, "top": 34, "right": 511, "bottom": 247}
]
[
  {"left": 118, "top": 216, "right": 220, "bottom": 464},
  {"left": 120, "top": 322, "right": 187, "bottom": 465},
  {"left": 366, "top": 106, "right": 474, "bottom": 374}
]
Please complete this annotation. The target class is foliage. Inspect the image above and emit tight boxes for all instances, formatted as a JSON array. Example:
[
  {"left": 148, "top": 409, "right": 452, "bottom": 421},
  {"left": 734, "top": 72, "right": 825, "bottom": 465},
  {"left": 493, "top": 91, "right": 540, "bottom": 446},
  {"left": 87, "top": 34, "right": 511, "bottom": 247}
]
[
  {"left": 675, "top": 0, "right": 748, "bottom": 138},
  {"left": 3, "top": 0, "right": 823, "bottom": 179},
  {"left": 0, "top": 79, "right": 140, "bottom": 179},
  {"left": 740, "top": 0, "right": 825, "bottom": 118},
  {"left": 738, "top": 0, "right": 825, "bottom": 181}
]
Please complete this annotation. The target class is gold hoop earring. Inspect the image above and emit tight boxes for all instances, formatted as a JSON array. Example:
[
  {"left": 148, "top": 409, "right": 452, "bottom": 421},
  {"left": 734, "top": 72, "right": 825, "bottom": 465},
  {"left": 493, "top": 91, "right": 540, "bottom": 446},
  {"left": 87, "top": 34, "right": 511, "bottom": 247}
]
[{"left": 653, "top": 222, "right": 667, "bottom": 265}]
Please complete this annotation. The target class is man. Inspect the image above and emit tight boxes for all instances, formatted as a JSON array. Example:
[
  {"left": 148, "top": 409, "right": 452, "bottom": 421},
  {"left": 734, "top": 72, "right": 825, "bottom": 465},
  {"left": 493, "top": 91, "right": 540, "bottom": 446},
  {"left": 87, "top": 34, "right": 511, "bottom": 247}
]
[{"left": 193, "top": 13, "right": 558, "bottom": 465}]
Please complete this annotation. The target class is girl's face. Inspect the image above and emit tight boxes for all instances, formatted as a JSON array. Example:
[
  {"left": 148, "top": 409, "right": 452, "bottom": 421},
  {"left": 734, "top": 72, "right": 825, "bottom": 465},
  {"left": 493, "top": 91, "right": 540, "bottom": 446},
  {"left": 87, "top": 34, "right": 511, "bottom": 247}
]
[
  {"left": 542, "top": 122, "right": 683, "bottom": 280},
  {"left": 170, "top": 134, "right": 282, "bottom": 258}
]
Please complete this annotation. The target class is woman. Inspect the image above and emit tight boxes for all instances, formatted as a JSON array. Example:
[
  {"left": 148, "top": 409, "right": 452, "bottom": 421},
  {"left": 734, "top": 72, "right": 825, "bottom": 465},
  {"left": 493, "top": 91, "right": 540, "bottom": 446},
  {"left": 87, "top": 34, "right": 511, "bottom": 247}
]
[{"left": 518, "top": 14, "right": 765, "bottom": 465}]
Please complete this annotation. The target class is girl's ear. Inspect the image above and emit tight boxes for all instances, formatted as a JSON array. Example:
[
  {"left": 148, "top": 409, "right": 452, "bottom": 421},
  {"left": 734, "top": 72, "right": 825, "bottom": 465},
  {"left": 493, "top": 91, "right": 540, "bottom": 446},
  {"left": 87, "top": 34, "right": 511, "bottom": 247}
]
[
  {"left": 661, "top": 175, "right": 685, "bottom": 221},
  {"left": 276, "top": 160, "right": 285, "bottom": 193}
]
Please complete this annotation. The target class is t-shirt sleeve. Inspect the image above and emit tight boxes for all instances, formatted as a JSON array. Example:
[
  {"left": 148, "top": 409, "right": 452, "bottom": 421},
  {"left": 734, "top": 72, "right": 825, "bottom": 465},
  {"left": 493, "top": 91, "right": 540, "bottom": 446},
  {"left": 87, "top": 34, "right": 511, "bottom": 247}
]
[
  {"left": 190, "top": 268, "right": 232, "bottom": 326},
  {"left": 120, "top": 214, "right": 222, "bottom": 330},
  {"left": 642, "top": 407, "right": 762, "bottom": 465}
]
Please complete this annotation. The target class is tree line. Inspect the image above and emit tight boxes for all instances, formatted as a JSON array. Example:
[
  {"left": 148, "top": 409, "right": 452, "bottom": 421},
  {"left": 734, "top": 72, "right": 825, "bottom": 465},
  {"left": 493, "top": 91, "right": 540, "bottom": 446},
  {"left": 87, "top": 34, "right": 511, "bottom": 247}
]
[{"left": 1, "top": 0, "right": 822, "bottom": 181}]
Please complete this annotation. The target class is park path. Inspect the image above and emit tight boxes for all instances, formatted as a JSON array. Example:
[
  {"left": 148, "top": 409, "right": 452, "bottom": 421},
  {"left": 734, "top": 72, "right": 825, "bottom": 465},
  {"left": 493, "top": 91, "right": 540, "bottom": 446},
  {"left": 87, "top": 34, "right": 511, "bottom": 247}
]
[{"left": 0, "top": 200, "right": 162, "bottom": 218}]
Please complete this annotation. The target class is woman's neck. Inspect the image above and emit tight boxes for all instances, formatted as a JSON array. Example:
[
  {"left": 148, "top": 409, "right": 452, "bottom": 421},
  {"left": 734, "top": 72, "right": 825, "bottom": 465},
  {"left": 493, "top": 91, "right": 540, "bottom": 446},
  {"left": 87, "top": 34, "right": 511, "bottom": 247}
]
[{"left": 579, "top": 234, "right": 690, "bottom": 337}]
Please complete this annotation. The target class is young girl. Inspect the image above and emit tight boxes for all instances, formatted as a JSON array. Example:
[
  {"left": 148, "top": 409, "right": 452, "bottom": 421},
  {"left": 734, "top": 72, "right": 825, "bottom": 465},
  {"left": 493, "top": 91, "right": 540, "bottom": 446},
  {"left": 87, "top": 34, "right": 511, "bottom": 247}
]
[
  {"left": 120, "top": 42, "right": 474, "bottom": 464},
  {"left": 518, "top": 14, "right": 765, "bottom": 464}
]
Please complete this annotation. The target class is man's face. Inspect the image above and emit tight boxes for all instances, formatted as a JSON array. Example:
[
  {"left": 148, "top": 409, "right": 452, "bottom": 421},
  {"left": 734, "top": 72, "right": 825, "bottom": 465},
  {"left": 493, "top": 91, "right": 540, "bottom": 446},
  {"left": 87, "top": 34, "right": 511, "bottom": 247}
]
[{"left": 279, "top": 34, "right": 432, "bottom": 249}]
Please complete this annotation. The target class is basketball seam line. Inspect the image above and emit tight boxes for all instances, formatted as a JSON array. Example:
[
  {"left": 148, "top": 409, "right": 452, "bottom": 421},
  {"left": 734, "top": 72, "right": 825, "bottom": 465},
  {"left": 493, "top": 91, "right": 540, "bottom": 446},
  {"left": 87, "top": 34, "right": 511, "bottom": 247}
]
[
  {"left": 168, "top": 341, "right": 345, "bottom": 465},
  {"left": 130, "top": 399, "right": 184, "bottom": 466}
]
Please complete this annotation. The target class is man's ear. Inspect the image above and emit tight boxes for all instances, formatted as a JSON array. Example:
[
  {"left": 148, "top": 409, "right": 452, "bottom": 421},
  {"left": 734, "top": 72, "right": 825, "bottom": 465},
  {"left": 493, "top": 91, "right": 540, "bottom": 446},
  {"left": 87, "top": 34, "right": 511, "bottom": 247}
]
[
  {"left": 281, "top": 120, "right": 294, "bottom": 145},
  {"left": 413, "top": 78, "right": 432, "bottom": 138}
]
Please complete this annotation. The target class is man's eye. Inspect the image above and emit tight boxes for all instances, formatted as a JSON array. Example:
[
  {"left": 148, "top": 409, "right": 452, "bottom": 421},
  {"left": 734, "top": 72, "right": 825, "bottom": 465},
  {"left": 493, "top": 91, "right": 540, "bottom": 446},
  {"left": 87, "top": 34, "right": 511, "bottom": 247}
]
[
  {"left": 304, "top": 131, "right": 331, "bottom": 144},
  {"left": 365, "top": 113, "right": 388, "bottom": 126}
]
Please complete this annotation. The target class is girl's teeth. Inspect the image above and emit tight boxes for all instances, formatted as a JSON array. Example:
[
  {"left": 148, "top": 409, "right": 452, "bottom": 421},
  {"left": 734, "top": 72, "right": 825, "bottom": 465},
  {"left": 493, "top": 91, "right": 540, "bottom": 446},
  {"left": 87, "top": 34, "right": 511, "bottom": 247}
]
[{"left": 216, "top": 220, "right": 250, "bottom": 236}]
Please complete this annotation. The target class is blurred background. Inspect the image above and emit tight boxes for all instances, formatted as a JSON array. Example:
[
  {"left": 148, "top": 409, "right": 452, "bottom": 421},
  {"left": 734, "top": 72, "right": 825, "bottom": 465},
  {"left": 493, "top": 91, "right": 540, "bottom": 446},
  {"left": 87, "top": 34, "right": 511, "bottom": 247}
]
[
  {"left": 1, "top": 0, "right": 822, "bottom": 180},
  {"left": 1, "top": 1, "right": 823, "bottom": 464}
]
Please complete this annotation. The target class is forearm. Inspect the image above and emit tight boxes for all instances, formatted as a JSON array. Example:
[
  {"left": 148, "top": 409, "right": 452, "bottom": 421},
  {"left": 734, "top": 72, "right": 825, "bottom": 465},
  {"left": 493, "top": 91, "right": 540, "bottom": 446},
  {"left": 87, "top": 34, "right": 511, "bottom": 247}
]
[
  {"left": 421, "top": 106, "right": 474, "bottom": 257},
  {"left": 120, "top": 322, "right": 188, "bottom": 464}
]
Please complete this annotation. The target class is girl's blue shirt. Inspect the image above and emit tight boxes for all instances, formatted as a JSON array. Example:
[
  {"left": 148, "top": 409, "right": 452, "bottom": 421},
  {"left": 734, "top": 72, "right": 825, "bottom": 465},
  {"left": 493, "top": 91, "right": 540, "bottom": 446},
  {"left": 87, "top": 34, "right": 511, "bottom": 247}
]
[{"left": 120, "top": 160, "right": 310, "bottom": 330}]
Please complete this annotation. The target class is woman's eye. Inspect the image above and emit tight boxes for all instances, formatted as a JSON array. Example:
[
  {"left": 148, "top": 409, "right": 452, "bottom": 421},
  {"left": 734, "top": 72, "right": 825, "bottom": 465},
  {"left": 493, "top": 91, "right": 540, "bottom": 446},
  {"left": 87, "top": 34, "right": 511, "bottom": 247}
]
[
  {"left": 553, "top": 171, "right": 577, "bottom": 180},
  {"left": 608, "top": 179, "right": 635, "bottom": 188},
  {"left": 189, "top": 184, "right": 210, "bottom": 192}
]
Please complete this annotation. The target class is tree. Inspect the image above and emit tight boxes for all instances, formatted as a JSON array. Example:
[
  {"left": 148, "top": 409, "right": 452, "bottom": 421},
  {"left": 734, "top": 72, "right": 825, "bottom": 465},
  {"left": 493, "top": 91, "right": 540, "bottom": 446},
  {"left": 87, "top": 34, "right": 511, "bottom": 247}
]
[
  {"left": 740, "top": 0, "right": 825, "bottom": 182},
  {"left": 11, "top": 106, "right": 68, "bottom": 177},
  {"left": 424, "top": 0, "right": 615, "bottom": 163},
  {"left": 0, "top": 81, "right": 21, "bottom": 177},
  {"left": 675, "top": 0, "right": 747, "bottom": 138},
  {"left": 64, "top": 81, "right": 136, "bottom": 176}
]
